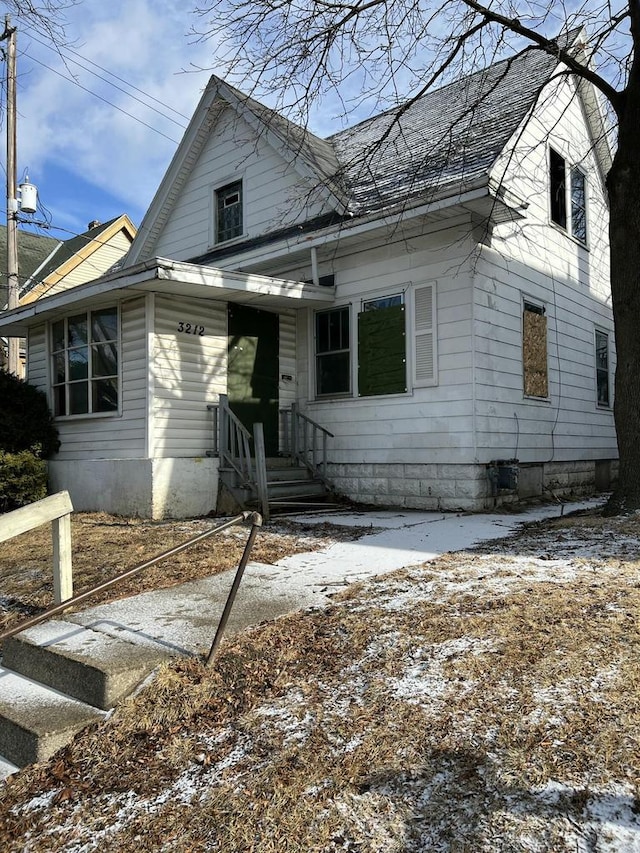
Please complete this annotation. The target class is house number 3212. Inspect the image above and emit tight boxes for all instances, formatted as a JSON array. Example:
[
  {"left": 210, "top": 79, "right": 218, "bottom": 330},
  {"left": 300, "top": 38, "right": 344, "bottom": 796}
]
[{"left": 177, "top": 321, "right": 205, "bottom": 336}]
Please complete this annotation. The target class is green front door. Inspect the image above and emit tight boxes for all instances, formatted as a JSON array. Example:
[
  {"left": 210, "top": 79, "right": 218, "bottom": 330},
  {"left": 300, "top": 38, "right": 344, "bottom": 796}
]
[{"left": 227, "top": 303, "right": 280, "bottom": 456}]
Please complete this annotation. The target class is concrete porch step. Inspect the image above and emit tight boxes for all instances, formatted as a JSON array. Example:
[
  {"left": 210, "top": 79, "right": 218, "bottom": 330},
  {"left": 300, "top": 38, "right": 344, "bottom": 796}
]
[
  {"left": 0, "top": 666, "right": 105, "bottom": 768},
  {"left": 2, "top": 620, "right": 168, "bottom": 711}
]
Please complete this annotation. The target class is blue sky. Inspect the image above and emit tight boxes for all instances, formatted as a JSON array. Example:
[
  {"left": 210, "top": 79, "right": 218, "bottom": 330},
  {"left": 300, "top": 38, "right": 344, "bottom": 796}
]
[
  {"left": 1, "top": 1, "right": 228, "bottom": 240},
  {"left": 1, "top": 1, "right": 623, "bottom": 247}
]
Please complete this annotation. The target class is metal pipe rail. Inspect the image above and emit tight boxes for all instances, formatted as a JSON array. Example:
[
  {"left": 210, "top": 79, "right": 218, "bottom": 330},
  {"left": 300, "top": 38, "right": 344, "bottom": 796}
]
[{"left": 0, "top": 512, "right": 263, "bottom": 664}]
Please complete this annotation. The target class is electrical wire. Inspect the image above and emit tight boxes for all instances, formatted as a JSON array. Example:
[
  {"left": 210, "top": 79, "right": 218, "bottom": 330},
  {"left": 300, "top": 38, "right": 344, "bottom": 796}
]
[
  {"left": 22, "top": 29, "right": 190, "bottom": 129},
  {"left": 26, "top": 55, "right": 182, "bottom": 145}
]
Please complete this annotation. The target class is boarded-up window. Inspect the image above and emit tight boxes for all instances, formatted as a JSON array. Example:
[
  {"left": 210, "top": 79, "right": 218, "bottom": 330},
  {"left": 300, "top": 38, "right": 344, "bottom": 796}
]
[
  {"left": 523, "top": 302, "right": 548, "bottom": 398},
  {"left": 358, "top": 296, "right": 406, "bottom": 396},
  {"left": 414, "top": 284, "right": 436, "bottom": 385}
]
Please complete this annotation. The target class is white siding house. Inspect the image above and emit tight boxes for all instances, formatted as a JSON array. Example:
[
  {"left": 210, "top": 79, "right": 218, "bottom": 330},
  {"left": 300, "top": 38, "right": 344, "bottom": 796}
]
[{"left": 0, "top": 34, "right": 617, "bottom": 517}]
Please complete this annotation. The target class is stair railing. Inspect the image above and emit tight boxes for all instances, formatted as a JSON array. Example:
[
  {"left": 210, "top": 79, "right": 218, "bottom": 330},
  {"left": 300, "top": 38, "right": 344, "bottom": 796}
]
[
  {"left": 208, "top": 396, "right": 270, "bottom": 522},
  {"left": 0, "top": 511, "right": 263, "bottom": 666},
  {"left": 208, "top": 394, "right": 254, "bottom": 486},
  {"left": 286, "top": 404, "right": 335, "bottom": 481}
]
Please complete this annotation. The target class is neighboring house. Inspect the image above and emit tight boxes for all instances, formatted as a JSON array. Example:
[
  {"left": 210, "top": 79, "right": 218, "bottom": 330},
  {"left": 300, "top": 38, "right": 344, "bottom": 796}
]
[
  {"left": 0, "top": 226, "right": 59, "bottom": 368},
  {"left": 19, "top": 215, "right": 136, "bottom": 305},
  {"left": 0, "top": 34, "right": 618, "bottom": 518},
  {"left": 1, "top": 216, "right": 136, "bottom": 375}
]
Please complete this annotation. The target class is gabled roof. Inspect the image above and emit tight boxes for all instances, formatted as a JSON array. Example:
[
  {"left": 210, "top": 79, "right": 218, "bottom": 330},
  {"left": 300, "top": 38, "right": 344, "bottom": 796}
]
[
  {"left": 129, "top": 31, "right": 608, "bottom": 266},
  {"left": 128, "top": 77, "right": 347, "bottom": 265},
  {"left": 20, "top": 214, "right": 136, "bottom": 301}
]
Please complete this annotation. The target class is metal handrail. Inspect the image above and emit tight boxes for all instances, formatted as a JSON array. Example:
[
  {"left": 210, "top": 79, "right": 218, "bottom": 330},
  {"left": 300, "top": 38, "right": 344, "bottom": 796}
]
[
  {"left": 288, "top": 403, "right": 335, "bottom": 480},
  {"left": 0, "top": 511, "right": 263, "bottom": 664}
]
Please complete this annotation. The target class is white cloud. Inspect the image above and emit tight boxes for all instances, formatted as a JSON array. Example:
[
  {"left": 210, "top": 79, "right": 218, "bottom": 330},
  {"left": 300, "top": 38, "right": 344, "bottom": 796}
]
[{"left": 13, "top": 0, "right": 218, "bottom": 229}]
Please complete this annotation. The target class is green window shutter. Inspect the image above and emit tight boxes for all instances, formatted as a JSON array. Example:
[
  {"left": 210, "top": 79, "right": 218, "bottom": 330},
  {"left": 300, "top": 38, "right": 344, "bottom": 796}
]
[
  {"left": 414, "top": 284, "right": 436, "bottom": 384},
  {"left": 357, "top": 304, "right": 406, "bottom": 396}
]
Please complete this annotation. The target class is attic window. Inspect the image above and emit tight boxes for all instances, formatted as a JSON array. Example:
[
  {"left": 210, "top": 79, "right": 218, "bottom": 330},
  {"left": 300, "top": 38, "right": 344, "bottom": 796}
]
[
  {"left": 549, "top": 148, "right": 588, "bottom": 244},
  {"left": 216, "top": 181, "right": 243, "bottom": 243}
]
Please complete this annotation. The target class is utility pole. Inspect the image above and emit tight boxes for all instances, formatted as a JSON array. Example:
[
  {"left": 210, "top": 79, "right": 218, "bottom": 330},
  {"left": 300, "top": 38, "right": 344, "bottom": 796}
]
[{"left": 2, "top": 15, "right": 19, "bottom": 375}]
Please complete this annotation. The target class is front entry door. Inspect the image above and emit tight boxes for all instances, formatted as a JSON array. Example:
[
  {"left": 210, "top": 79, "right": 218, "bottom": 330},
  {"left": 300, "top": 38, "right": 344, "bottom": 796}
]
[{"left": 227, "top": 303, "right": 280, "bottom": 456}]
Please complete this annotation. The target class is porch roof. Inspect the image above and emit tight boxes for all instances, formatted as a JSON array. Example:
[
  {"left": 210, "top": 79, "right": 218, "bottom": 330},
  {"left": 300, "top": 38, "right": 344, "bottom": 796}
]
[{"left": 0, "top": 258, "right": 335, "bottom": 336}]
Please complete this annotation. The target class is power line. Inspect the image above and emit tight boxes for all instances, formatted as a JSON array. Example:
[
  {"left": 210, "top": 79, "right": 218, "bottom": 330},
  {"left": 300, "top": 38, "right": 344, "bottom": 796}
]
[
  {"left": 26, "top": 54, "right": 182, "bottom": 145},
  {"left": 22, "top": 29, "right": 190, "bottom": 129}
]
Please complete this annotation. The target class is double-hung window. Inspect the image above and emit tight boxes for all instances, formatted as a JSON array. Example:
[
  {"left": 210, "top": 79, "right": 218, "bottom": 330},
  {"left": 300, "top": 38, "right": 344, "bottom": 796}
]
[
  {"left": 51, "top": 307, "right": 119, "bottom": 416},
  {"left": 315, "top": 307, "right": 350, "bottom": 396},
  {"left": 595, "top": 329, "right": 610, "bottom": 407},
  {"left": 549, "top": 147, "right": 588, "bottom": 244},
  {"left": 215, "top": 181, "right": 243, "bottom": 243}
]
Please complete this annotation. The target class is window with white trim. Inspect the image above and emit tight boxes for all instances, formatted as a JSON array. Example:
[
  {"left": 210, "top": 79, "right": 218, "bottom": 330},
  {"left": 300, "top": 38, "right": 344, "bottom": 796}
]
[
  {"left": 595, "top": 329, "right": 610, "bottom": 407},
  {"left": 358, "top": 294, "right": 406, "bottom": 396},
  {"left": 413, "top": 284, "right": 437, "bottom": 386},
  {"left": 215, "top": 181, "right": 243, "bottom": 243},
  {"left": 549, "top": 147, "right": 588, "bottom": 244},
  {"left": 315, "top": 306, "right": 350, "bottom": 396},
  {"left": 523, "top": 301, "right": 548, "bottom": 398},
  {"left": 51, "top": 307, "right": 119, "bottom": 416}
]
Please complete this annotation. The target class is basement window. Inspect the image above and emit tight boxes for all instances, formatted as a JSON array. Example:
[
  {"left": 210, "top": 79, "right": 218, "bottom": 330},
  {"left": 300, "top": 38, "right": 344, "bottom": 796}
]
[{"left": 51, "top": 307, "right": 119, "bottom": 416}]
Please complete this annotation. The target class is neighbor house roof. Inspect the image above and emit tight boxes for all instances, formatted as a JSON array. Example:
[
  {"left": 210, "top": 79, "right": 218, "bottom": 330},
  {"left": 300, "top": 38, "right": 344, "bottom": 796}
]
[
  {"left": 0, "top": 226, "right": 60, "bottom": 302},
  {"left": 20, "top": 214, "right": 137, "bottom": 303}
]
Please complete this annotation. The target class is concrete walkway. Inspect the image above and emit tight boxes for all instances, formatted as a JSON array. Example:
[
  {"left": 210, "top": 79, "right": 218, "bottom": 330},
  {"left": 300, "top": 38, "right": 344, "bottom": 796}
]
[
  {"left": 54, "top": 498, "right": 603, "bottom": 658},
  {"left": 0, "top": 497, "right": 603, "bottom": 780}
]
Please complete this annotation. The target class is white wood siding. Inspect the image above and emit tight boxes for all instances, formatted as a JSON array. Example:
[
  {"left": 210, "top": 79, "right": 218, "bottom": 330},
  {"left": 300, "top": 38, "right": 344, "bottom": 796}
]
[
  {"left": 154, "top": 107, "right": 331, "bottom": 262},
  {"left": 300, "top": 218, "right": 477, "bottom": 465},
  {"left": 26, "top": 326, "right": 47, "bottom": 387},
  {"left": 48, "top": 232, "right": 132, "bottom": 293},
  {"left": 151, "top": 294, "right": 227, "bottom": 457},
  {"left": 475, "top": 73, "right": 616, "bottom": 463},
  {"left": 51, "top": 297, "right": 148, "bottom": 461}
]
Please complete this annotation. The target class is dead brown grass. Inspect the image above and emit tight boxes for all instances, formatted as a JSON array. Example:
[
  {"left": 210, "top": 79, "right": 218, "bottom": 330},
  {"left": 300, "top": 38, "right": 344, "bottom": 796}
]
[
  {"left": 0, "top": 513, "right": 370, "bottom": 633},
  {"left": 1, "top": 510, "right": 639, "bottom": 851}
]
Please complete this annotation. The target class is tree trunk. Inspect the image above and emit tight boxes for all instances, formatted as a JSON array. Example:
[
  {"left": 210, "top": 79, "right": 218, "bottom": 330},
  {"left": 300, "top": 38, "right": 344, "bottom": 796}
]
[{"left": 605, "top": 73, "right": 640, "bottom": 513}]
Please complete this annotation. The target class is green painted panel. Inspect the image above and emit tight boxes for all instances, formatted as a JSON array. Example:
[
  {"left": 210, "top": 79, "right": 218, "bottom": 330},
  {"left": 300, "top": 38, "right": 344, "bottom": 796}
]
[
  {"left": 228, "top": 304, "right": 280, "bottom": 455},
  {"left": 358, "top": 304, "right": 406, "bottom": 396}
]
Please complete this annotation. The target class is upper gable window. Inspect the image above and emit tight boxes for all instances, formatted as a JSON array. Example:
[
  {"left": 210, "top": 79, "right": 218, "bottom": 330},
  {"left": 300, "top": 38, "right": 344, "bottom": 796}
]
[
  {"left": 216, "top": 181, "right": 243, "bottom": 243},
  {"left": 549, "top": 148, "right": 588, "bottom": 245}
]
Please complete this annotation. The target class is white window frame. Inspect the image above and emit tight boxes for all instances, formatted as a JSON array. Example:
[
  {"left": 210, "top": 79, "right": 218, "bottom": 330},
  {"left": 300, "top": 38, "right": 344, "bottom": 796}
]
[
  {"left": 213, "top": 178, "right": 244, "bottom": 245},
  {"left": 522, "top": 298, "right": 549, "bottom": 400},
  {"left": 548, "top": 146, "right": 589, "bottom": 246},
  {"left": 595, "top": 327, "right": 611, "bottom": 409},
  {"left": 411, "top": 283, "right": 438, "bottom": 388},
  {"left": 49, "top": 306, "right": 120, "bottom": 419},
  {"left": 313, "top": 304, "right": 352, "bottom": 398}
]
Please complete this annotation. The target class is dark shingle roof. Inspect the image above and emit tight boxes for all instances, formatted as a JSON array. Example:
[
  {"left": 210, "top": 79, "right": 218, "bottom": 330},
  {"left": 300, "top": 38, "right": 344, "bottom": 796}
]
[
  {"left": 0, "top": 226, "right": 59, "bottom": 301},
  {"left": 329, "top": 48, "right": 561, "bottom": 213},
  {"left": 21, "top": 218, "right": 121, "bottom": 295}
]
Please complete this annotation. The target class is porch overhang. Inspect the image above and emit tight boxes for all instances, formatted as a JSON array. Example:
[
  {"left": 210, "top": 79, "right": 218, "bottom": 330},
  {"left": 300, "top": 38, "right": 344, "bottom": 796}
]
[{"left": 0, "top": 259, "right": 335, "bottom": 336}]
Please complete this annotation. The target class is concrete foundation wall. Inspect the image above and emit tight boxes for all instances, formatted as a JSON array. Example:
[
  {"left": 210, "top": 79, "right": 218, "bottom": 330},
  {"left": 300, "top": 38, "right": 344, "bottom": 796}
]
[
  {"left": 48, "top": 457, "right": 220, "bottom": 519},
  {"left": 327, "top": 458, "right": 617, "bottom": 511}
]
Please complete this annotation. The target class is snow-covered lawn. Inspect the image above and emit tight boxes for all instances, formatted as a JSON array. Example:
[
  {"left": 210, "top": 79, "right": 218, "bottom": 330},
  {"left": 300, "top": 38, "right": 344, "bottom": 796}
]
[{"left": 1, "top": 509, "right": 639, "bottom": 851}]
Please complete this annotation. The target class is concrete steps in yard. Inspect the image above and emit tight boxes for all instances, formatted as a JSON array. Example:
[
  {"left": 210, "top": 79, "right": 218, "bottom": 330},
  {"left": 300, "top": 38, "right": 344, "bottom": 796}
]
[{"left": 0, "top": 620, "right": 168, "bottom": 771}]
